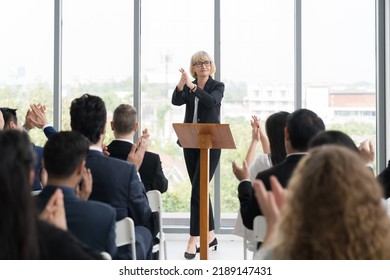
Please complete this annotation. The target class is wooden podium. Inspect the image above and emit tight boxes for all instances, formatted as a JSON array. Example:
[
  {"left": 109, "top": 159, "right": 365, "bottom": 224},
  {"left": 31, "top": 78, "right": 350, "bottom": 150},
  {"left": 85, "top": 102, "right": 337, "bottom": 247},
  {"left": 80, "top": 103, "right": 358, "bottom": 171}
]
[{"left": 173, "top": 123, "right": 236, "bottom": 260}]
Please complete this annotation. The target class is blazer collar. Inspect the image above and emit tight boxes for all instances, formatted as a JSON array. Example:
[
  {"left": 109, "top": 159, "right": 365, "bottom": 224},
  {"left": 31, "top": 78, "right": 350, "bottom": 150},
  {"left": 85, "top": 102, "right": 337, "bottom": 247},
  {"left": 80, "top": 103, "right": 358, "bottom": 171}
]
[
  {"left": 285, "top": 153, "right": 307, "bottom": 162},
  {"left": 194, "top": 76, "right": 213, "bottom": 92},
  {"left": 41, "top": 185, "right": 78, "bottom": 200}
]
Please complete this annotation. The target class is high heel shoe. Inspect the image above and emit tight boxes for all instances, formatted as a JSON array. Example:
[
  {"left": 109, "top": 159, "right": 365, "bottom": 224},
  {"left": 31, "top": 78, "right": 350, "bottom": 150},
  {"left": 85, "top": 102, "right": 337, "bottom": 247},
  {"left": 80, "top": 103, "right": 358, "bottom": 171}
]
[
  {"left": 184, "top": 245, "right": 197, "bottom": 260},
  {"left": 196, "top": 238, "right": 218, "bottom": 253}
]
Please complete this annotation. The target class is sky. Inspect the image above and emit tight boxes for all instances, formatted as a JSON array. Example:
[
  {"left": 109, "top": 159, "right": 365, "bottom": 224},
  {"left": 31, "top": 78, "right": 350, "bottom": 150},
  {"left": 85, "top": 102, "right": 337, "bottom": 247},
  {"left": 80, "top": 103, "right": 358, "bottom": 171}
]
[{"left": 0, "top": 0, "right": 376, "bottom": 87}]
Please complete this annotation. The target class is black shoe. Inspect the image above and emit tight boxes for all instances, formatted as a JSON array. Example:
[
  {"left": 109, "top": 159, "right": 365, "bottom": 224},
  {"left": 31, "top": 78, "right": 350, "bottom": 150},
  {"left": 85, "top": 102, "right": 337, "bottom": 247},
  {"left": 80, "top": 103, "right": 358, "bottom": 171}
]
[
  {"left": 196, "top": 238, "right": 218, "bottom": 253},
  {"left": 184, "top": 245, "right": 197, "bottom": 260}
]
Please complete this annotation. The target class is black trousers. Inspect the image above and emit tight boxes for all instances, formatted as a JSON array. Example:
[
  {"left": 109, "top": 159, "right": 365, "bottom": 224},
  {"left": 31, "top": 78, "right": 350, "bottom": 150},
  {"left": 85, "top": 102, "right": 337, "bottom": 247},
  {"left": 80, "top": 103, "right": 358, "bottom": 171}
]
[{"left": 183, "top": 148, "right": 221, "bottom": 236}]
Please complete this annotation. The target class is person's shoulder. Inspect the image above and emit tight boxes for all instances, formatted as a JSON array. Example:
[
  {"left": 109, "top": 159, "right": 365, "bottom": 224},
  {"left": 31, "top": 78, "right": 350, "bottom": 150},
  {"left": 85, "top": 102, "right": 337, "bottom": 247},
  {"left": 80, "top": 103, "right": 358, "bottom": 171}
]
[
  {"left": 86, "top": 199, "right": 116, "bottom": 212},
  {"left": 209, "top": 77, "right": 224, "bottom": 86},
  {"left": 37, "top": 220, "right": 102, "bottom": 260},
  {"left": 108, "top": 139, "right": 131, "bottom": 147},
  {"left": 144, "top": 150, "right": 160, "bottom": 160}
]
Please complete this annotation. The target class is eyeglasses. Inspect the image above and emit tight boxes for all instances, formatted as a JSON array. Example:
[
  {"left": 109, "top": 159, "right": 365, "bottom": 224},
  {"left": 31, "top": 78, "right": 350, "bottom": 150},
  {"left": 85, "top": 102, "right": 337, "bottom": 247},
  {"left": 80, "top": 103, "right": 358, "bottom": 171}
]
[{"left": 193, "top": 61, "right": 211, "bottom": 68}]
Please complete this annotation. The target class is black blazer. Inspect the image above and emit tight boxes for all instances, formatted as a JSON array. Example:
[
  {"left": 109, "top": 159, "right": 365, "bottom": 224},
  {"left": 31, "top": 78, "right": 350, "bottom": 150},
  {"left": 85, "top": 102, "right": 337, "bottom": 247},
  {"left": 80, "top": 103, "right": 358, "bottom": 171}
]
[
  {"left": 37, "top": 185, "right": 117, "bottom": 258},
  {"left": 86, "top": 150, "right": 152, "bottom": 227},
  {"left": 238, "top": 154, "right": 306, "bottom": 230},
  {"left": 171, "top": 76, "right": 224, "bottom": 124},
  {"left": 37, "top": 220, "right": 102, "bottom": 260},
  {"left": 377, "top": 160, "right": 390, "bottom": 198},
  {"left": 107, "top": 140, "right": 168, "bottom": 193}
]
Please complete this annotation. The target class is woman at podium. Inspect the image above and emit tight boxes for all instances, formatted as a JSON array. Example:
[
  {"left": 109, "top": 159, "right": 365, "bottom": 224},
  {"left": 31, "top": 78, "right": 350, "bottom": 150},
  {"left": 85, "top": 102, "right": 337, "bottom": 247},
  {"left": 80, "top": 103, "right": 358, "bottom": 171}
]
[{"left": 171, "top": 50, "right": 224, "bottom": 259}]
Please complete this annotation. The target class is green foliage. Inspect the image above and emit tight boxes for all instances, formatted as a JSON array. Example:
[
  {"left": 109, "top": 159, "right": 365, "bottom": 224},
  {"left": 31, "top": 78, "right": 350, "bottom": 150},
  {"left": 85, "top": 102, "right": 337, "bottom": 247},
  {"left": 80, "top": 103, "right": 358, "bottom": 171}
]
[
  {"left": 327, "top": 120, "right": 375, "bottom": 142},
  {"left": 223, "top": 80, "right": 248, "bottom": 102}
]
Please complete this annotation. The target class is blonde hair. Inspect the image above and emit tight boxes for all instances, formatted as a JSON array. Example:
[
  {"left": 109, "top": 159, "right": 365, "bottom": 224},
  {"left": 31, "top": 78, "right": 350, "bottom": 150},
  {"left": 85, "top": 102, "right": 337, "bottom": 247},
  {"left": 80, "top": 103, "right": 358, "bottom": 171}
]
[
  {"left": 274, "top": 145, "right": 390, "bottom": 259},
  {"left": 189, "top": 50, "right": 216, "bottom": 79}
]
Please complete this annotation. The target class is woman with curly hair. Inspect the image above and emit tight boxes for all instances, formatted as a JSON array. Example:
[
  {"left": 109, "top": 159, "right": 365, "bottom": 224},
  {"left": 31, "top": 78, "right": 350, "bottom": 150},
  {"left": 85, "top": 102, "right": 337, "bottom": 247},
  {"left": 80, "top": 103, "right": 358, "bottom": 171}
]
[{"left": 253, "top": 145, "right": 390, "bottom": 259}]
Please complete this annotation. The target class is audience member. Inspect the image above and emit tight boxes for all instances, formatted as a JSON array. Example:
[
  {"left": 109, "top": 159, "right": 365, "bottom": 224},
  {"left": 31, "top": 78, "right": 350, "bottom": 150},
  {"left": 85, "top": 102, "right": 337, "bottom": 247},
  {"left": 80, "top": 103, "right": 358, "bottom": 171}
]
[
  {"left": 232, "top": 112, "right": 288, "bottom": 238},
  {"left": 108, "top": 104, "right": 168, "bottom": 193},
  {"left": 233, "top": 112, "right": 289, "bottom": 182},
  {"left": 308, "top": 130, "right": 375, "bottom": 167},
  {"left": 0, "top": 130, "right": 102, "bottom": 259},
  {"left": 70, "top": 93, "right": 153, "bottom": 260},
  {"left": 0, "top": 107, "right": 44, "bottom": 191},
  {"left": 36, "top": 131, "right": 117, "bottom": 258},
  {"left": 253, "top": 145, "right": 390, "bottom": 259},
  {"left": 25, "top": 103, "right": 57, "bottom": 138},
  {"left": 235, "top": 108, "right": 325, "bottom": 230},
  {"left": 378, "top": 161, "right": 390, "bottom": 199}
]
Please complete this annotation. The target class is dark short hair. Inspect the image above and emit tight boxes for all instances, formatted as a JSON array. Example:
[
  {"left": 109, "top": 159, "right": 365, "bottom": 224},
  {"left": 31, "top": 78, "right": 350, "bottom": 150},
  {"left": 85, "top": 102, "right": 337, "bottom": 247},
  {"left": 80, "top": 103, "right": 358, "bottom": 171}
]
[
  {"left": 70, "top": 93, "right": 107, "bottom": 144},
  {"left": 0, "top": 107, "right": 18, "bottom": 129},
  {"left": 112, "top": 104, "right": 137, "bottom": 134},
  {"left": 308, "top": 130, "right": 359, "bottom": 153},
  {"left": 287, "top": 108, "right": 325, "bottom": 151},
  {"left": 43, "top": 131, "right": 90, "bottom": 179}
]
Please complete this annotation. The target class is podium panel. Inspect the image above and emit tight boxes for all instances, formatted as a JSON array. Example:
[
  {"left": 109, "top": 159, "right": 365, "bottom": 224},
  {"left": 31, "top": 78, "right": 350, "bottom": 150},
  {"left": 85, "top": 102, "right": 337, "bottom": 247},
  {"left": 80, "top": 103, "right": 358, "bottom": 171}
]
[{"left": 173, "top": 123, "right": 236, "bottom": 260}]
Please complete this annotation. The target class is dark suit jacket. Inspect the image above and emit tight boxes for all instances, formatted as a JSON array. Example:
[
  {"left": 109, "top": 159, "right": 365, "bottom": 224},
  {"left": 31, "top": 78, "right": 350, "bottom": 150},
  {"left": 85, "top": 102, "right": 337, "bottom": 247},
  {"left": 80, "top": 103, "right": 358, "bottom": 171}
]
[
  {"left": 171, "top": 76, "right": 224, "bottom": 124},
  {"left": 32, "top": 144, "right": 43, "bottom": 191},
  {"left": 238, "top": 154, "right": 306, "bottom": 230},
  {"left": 86, "top": 150, "right": 154, "bottom": 260},
  {"left": 37, "top": 219, "right": 102, "bottom": 260},
  {"left": 107, "top": 140, "right": 168, "bottom": 193},
  {"left": 36, "top": 185, "right": 117, "bottom": 258},
  {"left": 377, "top": 160, "right": 390, "bottom": 198},
  {"left": 43, "top": 125, "right": 58, "bottom": 138},
  {"left": 86, "top": 150, "right": 152, "bottom": 226}
]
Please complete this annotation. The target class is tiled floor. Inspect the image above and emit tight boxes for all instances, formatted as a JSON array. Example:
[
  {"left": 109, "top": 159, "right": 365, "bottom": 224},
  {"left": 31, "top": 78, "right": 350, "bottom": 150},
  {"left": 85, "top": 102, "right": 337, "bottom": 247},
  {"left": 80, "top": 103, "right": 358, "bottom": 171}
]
[{"left": 164, "top": 233, "right": 253, "bottom": 260}]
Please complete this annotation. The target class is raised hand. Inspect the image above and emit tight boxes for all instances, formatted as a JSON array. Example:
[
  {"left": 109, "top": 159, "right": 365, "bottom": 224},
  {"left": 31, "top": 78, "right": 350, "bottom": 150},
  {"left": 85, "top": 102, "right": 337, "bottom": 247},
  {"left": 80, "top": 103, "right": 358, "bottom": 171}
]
[
  {"left": 232, "top": 160, "right": 250, "bottom": 181},
  {"left": 358, "top": 139, "right": 375, "bottom": 164},
  {"left": 127, "top": 137, "right": 147, "bottom": 170},
  {"left": 76, "top": 167, "right": 93, "bottom": 201},
  {"left": 178, "top": 68, "right": 194, "bottom": 90},
  {"left": 27, "top": 103, "right": 48, "bottom": 129}
]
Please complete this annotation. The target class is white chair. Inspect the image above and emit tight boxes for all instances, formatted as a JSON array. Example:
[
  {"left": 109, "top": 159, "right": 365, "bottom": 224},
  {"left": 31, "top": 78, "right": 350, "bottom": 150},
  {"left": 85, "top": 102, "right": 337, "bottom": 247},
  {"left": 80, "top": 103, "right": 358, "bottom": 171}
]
[
  {"left": 243, "top": 215, "right": 267, "bottom": 259},
  {"left": 100, "top": 251, "right": 112, "bottom": 260},
  {"left": 253, "top": 215, "right": 267, "bottom": 243},
  {"left": 146, "top": 190, "right": 167, "bottom": 260},
  {"left": 243, "top": 226, "right": 256, "bottom": 259},
  {"left": 115, "top": 217, "right": 137, "bottom": 260},
  {"left": 252, "top": 215, "right": 267, "bottom": 259},
  {"left": 31, "top": 190, "right": 42, "bottom": 196}
]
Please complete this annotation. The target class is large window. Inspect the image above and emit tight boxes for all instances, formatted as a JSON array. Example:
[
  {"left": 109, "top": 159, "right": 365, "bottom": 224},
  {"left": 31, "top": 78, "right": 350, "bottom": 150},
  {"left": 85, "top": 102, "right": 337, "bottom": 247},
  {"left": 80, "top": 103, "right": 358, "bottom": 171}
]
[
  {"left": 140, "top": 0, "right": 214, "bottom": 225},
  {"left": 0, "top": 0, "right": 53, "bottom": 146},
  {"left": 220, "top": 0, "right": 294, "bottom": 226},
  {"left": 302, "top": 0, "right": 376, "bottom": 167},
  {"left": 62, "top": 0, "right": 134, "bottom": 142},
  {"left": 1, "top": 0, "right": 384, "bottom": 234}
]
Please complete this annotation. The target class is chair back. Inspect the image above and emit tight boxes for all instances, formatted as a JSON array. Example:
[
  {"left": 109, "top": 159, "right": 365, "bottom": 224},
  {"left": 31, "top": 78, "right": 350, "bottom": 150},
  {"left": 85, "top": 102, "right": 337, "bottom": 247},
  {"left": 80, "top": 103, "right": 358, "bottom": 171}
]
[
  {"left": 115, "top": 217, "right": 137, "bottom": 260},
  {"left": 253, "top": 215, "right": 267, "bottom": 242},
  {"left": 146, "top": 190, "right": 167, "bottom": 260},
  {"left": 100, "top": 251, "right": 112, "bottom": 260}
]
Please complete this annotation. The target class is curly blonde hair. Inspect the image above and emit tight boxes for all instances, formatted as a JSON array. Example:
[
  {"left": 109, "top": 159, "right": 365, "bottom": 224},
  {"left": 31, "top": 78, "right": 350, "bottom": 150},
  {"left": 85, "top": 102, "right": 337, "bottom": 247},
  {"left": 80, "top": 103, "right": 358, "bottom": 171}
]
[{"left": 274, "top": 145, "right": 390, "bottom": 259}]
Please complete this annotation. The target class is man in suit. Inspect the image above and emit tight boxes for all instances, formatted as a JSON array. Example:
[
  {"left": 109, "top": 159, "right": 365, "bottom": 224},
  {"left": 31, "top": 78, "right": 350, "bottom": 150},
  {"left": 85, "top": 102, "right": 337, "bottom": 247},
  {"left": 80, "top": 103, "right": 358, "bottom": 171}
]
[
  {"left": 36, "top": 131, "right": 117, "bottom": 258},
  {"left": 233, "top": 108, "right": 325, "bottom": 230},
  {"left": 0, "top": 107, "right": 43, "bottom": 191},
  {"left": 70, "top": 93, "right": 153, "bottom": 260},
  {"left": 107, "top": 104, "right": 168, "bottom": 194}
]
